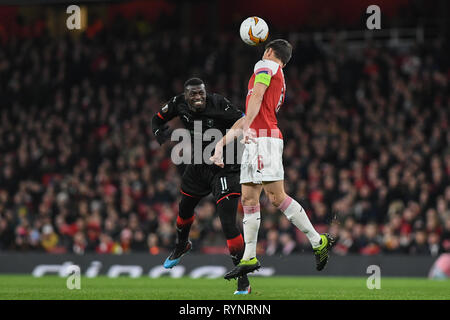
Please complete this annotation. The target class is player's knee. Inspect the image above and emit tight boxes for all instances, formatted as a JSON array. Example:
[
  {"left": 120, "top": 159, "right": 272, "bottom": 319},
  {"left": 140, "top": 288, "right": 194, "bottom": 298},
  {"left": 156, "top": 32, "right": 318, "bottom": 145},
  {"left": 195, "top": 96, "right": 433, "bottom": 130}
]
[
  {"left": 268, "top": 191, "right": 287, "bottom": 208},
  {"left": 179, "top": 195, "right": 198, "bottom": 219},
  {"left": 241, "top": 195, "right": 259, "bottom": 207}
]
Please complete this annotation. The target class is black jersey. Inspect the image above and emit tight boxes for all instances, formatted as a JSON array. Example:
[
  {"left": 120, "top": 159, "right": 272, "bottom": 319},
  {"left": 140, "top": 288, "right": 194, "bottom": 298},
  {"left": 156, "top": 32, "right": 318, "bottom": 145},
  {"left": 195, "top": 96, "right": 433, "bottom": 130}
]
[{"left": 152, "top": 93, "right": 244, "bottom": 170}]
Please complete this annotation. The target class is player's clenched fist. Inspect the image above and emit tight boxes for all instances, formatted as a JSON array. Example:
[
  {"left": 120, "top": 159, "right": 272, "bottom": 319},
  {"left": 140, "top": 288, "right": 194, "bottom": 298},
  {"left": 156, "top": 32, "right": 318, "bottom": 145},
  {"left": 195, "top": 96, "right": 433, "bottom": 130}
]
[
  {"left": 210, "top": 142, "right": 224, "bottom": 168},
  {"left": 240, "top": 127, "right": 257, "bottom": 144}
]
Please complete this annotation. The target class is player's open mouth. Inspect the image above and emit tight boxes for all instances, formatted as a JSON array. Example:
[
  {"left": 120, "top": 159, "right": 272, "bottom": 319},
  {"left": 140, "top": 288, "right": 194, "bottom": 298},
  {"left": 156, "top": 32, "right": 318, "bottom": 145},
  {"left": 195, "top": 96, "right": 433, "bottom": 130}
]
[{"left": 193, "top": 100, "right": 203, "bottom": 106}]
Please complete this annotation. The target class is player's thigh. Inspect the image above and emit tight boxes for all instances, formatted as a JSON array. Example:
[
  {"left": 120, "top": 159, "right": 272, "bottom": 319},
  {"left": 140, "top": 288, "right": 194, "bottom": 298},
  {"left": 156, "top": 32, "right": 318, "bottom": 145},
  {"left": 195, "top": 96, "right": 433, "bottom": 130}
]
[
  {"left": 212, "top": 171, "right": 241, "bottom": 204},
  {"left": 241, "top": 183, "right": 263, "bottom": 206},
  {"left": 211, "top": 176, "right": 241, "bottom": 237},
  {"left": 262, "top": 180, "right": 287, "bottom": 207},
  {"left": 181, "top": 164, "right": 211, "bottom": 198}
]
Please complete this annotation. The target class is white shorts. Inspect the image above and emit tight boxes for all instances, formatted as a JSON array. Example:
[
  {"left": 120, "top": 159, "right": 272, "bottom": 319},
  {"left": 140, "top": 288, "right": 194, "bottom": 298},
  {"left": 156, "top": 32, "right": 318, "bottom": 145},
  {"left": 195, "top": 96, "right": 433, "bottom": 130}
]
[{"left": 240, "top": 137, "right": 284, "bottom": 184}]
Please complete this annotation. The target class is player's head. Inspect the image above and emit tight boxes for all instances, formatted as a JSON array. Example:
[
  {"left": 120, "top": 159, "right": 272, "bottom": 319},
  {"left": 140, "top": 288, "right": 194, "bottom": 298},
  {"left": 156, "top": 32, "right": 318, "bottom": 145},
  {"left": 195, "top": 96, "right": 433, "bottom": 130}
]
[
  {"left": 263, "top": 39, "right": 292, "bottom": 67},
  {"left": 184, "top": 77, "right": 207, "bottom": 112}
]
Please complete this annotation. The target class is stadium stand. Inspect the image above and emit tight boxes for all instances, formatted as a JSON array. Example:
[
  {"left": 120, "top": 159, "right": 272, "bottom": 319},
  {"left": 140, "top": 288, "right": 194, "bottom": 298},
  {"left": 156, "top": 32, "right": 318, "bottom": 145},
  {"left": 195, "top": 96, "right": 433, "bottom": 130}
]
[{"left": 0, "top": 12, "right": 449, "bottom": 257}]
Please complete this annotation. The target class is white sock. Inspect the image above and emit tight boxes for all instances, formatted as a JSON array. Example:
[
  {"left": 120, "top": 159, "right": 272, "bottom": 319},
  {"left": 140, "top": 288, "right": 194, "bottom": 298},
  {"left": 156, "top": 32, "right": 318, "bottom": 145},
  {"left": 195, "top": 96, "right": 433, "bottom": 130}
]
[
  {"left": 278, "top": 196, "right": 322, "bottom": 248},
  {"left": 242, "top": 204, "right": 261, "bottom": 261}
]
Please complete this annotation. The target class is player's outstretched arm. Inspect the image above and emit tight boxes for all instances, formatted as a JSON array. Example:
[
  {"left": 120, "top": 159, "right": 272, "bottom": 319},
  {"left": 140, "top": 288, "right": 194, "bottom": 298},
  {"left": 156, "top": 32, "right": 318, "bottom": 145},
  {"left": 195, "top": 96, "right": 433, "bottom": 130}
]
[
  {"left": 223, "top": 116, "right": 246, "bottom": 145},
  {"left": 210, "top": 116, "right": 245, "bottom": 167},
  {"left": 241, "top": 82, "right": 267, "bottom": 143}
]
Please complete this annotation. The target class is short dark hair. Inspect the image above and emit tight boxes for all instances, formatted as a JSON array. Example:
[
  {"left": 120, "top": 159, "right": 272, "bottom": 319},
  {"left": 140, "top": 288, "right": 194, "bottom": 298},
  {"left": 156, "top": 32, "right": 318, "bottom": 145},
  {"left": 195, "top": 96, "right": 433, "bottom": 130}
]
[
  {"left": 265, "top": 39, "right": 292, "bottom": 65},
  {"left": 184, "top": 78, "right": 204, "bottom": 89}
]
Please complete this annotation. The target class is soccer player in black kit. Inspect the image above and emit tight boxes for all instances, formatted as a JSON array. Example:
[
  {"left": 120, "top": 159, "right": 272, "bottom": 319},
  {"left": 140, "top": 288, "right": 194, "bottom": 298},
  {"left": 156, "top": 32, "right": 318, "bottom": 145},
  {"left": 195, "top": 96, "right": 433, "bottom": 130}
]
[{"left": 151, "top": 78, "right": 251, "bottom": 295}]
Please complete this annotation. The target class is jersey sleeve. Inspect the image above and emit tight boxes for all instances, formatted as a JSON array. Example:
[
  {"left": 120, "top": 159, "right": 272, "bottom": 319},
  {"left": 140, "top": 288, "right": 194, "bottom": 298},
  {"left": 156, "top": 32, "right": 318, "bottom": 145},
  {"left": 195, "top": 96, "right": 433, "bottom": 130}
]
[
  {"left": 253, "top": 60, "right": 279, "bottom": 87},
  {"left": 156, "top": 95, "right": 179, "bottom": 122},
  {"left": 151, "top": 95, "right": 179, "bottom": 136}
]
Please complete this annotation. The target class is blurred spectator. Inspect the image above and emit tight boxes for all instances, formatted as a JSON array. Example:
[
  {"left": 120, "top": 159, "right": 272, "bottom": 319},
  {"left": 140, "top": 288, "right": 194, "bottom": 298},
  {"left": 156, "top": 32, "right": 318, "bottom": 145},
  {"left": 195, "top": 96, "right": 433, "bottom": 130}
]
[
  {"left": 0, "top": 218, "right": 14, "bottom": 250},
  {"left": 131, "top": 229, "right": 147, "bottom": 252},
  {"left": 358, "top": 223, "right": 382, "bottom": 255},
  {"left": 40, "top": 224, "right": 60, "bottom": 253},
  {"left": 381, "top": 224, "right": 399, "bottom": 254},
  {"left": 147, "top": 233, "right": 161, "bottom": 255},
  {"left": 409, "top": 230, "right": 431, "bottom": 255},
  {"left": 96, "top": 234, "right": 121, "bottom": 254},
  {"left": 265, "top": 229, "right": 281, "bottom": 256},
  {"left": 334, "top": 229, "right": 356, "bottom": 255},
  {"left": 279, "top": 233, "right": 299, "bottom": 255},
  {"left": 120, "top": 228, "right": 133, "bottom": 253},
  {"left": 428, "top": 232, "right": 442, "bottom": 257},
  {"left": 72, "top": 232, "right": 87, "bottom": 255}
]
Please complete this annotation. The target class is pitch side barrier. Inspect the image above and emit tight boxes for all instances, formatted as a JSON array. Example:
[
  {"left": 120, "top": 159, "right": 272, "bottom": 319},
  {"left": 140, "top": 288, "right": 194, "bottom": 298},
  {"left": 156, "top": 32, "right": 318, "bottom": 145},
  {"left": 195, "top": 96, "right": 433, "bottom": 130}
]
[{"left": 0, "top": 253, "right": 436, "bottom": 278}]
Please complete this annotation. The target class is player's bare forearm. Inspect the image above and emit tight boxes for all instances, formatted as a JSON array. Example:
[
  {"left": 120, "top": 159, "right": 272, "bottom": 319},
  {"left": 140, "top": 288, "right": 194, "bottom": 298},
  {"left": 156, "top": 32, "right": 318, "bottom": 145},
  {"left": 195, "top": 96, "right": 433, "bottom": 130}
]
[
  {"left": 210, "top": 117, "right": 245, "bottom": 167},
  {"left": 243, "top": 95, "right": 262, "bottom": 129},
  {"left": 211, "top": 82, "right": 267, "bottom": 166},
  {"left": 217, "top": 116, "right": 245, "bottom": 148}
]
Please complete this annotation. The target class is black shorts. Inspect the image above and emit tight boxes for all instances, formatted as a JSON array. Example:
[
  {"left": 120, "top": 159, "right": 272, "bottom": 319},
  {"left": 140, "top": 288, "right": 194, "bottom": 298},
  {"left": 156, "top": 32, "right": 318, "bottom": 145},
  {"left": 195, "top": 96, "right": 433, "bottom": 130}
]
[{"left": 180, "top": 164, "right": 241, "bottom": 204}]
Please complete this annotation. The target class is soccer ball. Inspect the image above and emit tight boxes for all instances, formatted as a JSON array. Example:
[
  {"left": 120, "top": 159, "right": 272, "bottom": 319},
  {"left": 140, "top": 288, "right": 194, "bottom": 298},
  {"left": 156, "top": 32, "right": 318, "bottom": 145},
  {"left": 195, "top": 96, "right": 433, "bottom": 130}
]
[{"left": 239, "top": 16, "right": 269, "bottom": 46}]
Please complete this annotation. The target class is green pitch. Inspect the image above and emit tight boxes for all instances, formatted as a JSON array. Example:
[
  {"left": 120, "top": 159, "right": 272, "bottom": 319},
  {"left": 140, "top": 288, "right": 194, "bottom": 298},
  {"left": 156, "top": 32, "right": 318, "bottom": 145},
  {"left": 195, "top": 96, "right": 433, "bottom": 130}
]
[{"left": 0, "top": 275, "right": 448, "bottom": 300}]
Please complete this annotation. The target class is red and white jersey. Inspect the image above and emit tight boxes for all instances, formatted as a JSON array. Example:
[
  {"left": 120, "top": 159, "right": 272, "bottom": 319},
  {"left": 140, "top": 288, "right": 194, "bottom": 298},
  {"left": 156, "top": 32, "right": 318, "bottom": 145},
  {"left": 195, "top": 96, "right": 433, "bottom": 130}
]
[{"left": 246, "top": 59, "right": 286, "bottom": 139}]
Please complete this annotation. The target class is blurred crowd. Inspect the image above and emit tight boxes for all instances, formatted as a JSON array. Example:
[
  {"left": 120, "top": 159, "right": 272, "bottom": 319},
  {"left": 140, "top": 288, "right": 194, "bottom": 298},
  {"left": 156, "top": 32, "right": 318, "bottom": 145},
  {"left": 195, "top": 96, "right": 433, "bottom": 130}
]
[{"left": 0, "top": 17, "right": 449, "bottom": 257}]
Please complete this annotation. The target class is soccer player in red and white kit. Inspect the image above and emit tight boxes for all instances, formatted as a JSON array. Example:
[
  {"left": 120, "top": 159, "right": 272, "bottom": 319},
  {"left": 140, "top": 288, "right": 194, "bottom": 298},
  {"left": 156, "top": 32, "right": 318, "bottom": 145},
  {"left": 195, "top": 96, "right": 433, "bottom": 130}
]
[{"left": 210, "top": 39, "right": 336, "bottom": 279}]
